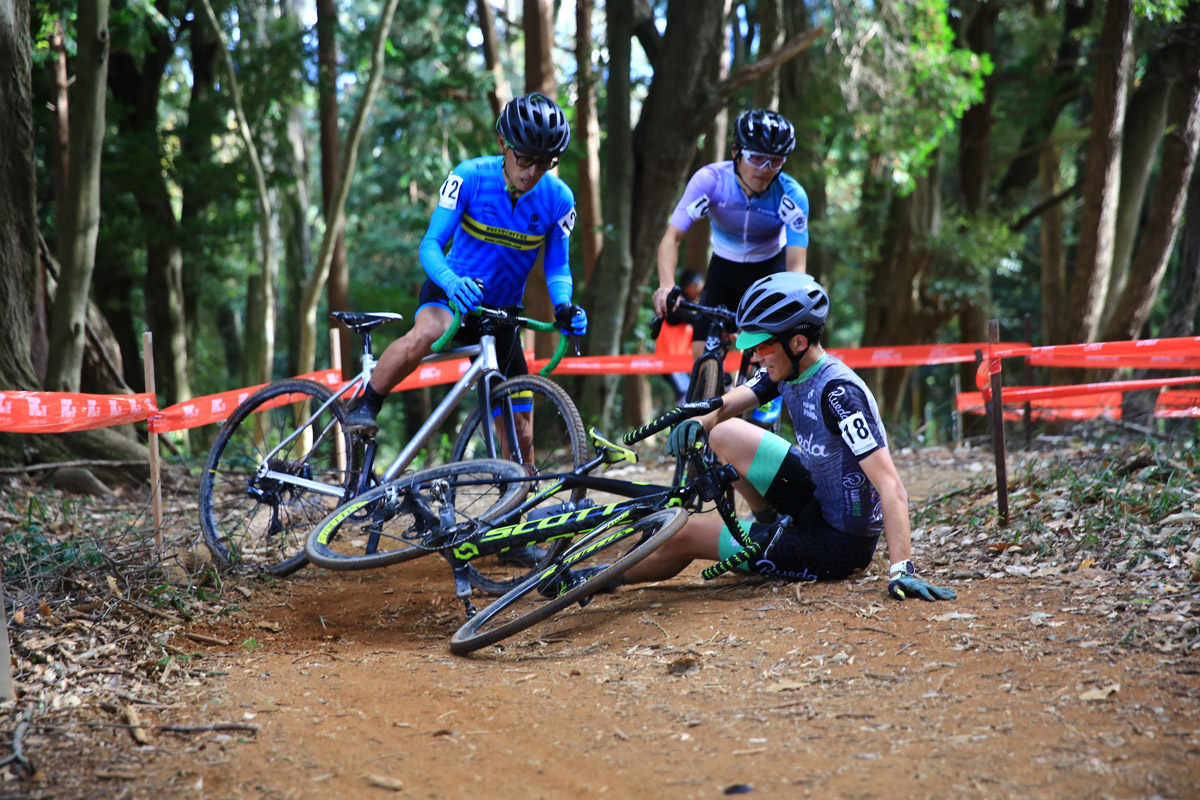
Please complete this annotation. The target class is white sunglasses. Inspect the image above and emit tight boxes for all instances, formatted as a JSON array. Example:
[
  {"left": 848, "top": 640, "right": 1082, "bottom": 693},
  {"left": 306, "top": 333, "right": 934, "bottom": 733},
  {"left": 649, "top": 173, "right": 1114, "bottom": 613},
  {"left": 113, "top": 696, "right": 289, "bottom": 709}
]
[{"left": 742, "top": 150, "right": 786, "bottom": 170}]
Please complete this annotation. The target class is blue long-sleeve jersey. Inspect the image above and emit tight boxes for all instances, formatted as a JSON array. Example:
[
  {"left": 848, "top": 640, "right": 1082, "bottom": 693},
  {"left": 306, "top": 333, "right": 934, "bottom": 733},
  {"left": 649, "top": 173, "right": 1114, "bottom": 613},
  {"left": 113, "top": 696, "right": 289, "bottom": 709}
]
[{"left": 418, "top": 155, "right": 576, "bottom": 308}]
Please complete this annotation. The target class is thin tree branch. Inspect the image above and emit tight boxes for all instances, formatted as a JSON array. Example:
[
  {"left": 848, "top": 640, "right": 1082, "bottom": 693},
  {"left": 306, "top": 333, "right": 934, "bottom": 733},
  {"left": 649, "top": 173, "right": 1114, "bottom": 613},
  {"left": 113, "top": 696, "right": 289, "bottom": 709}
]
[
  {"left": 717, "top": 27, "right": 825, "bottom": 100},
  {"left": 1012, "top": 182, "right": 1080, "bottom": 233}
]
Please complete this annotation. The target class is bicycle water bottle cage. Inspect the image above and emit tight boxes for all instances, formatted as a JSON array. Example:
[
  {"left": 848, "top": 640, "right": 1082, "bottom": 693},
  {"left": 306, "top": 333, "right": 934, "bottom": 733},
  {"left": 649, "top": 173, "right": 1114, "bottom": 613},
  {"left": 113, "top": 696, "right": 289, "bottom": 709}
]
[{"left": 589, "top": 428, "right": 638, "bottom": 464}]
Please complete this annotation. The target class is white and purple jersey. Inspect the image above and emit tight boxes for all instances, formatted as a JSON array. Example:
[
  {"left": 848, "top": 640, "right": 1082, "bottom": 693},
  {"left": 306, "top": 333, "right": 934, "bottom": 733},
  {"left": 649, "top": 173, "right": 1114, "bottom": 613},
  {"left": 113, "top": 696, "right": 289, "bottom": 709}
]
[{"left": 668, "top": 161, "right": 809, "bottom": 263}]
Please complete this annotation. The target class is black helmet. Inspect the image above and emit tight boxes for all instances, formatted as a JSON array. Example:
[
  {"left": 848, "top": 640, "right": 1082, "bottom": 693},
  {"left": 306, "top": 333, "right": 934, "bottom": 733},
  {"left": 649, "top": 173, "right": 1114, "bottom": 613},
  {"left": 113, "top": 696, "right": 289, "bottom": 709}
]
[
  {"left": 496, "top": 93, "right": 571, "bottom": 158},
  {"left": 735, "top": 272, "right": 828, "bottom": 350},
  {"left": 733, "top": 109, "right": 796, "bottom": 156}
]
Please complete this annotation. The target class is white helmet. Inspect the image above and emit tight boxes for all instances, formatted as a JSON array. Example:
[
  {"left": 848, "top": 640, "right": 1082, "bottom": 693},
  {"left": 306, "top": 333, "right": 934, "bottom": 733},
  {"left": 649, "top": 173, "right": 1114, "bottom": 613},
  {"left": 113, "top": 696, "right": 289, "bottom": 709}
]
[{"left": 735, "top": 273, "right": 829, "bottom": 350}]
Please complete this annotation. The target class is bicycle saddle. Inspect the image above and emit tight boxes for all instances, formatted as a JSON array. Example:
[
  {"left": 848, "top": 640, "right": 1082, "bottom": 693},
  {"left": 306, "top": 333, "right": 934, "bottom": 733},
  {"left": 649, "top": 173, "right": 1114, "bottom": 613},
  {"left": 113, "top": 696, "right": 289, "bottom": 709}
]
[{"left": 330, "top": 311, "right": 404, "bottom": 334}]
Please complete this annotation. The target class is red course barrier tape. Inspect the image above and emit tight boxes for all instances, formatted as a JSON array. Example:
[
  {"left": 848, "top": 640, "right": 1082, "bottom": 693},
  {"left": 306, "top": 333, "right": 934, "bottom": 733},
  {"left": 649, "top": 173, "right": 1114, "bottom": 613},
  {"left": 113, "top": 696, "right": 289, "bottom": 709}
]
[
  {"left": 148, "top": 370, "right": 343, "bottom": 433},
  {"left": 0, "top": 391, "right": 158, "bottom": 434},
  {"left": 956, "top": 391, "right": 1123, "bottom": 421},
  {"left": 7, "top": 336, "right": 1197, "bottom": 435},
  {"left": 958, "top": 388, "right": 1200, "bottom": 420}
]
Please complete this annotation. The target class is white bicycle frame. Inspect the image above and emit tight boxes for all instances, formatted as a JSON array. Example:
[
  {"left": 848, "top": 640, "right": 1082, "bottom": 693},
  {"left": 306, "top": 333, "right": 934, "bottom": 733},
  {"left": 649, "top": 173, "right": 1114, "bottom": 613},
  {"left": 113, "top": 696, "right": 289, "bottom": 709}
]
[{"left": 253, "top": 335, "right": 502, "bottom": 498}]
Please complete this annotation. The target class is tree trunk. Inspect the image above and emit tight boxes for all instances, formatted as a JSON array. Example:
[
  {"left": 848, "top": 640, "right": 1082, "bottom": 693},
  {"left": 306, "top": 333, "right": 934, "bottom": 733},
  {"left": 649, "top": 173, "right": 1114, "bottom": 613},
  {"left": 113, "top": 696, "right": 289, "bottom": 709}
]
[
  {"left": 1038, "top": 145, "right": 1066, "bottom": 345},
  {"left": 45, "top": 0, "right": 109, "bottom": 393},
  {"left": 577, "top": 0, "right": 633, "bottom": 425},
  {"left": 996, "top": 0, "right": 1093, "bottom": 201},
  {"left": 624, "top": 0, "right": 731, "bottom": 340},
  {"left": 298, "top": 0, "right": 401, "bottom": 379},
  {"left": 779, "top": 0, "right": 826, "bottom": 282},
  {"left": 1101, "top": 12, "right": 1200, "bottom": 342},
  {"left": 278, "top": 0, "right": 311, "bottom": 378},
  {"left": 107, "top": 27, "right": 191, "bottom": 406},
  {"left": 1058, "top": 0, "right": 1133, "bottom": 344},
  {"left": 1103, "top": 50, "right": 1174, "bottom": 327},
  {"left": 623, "top": 6, "right": 820, "bottom": 342},
  {"left": 523, "top": 0, "right": 557, "bottom": 357},
  {"left": 575, "top": 0, "right": 602, "bottom": 285},
  {"left": 1159, "top": 162, "right": 1200, "bottom": 340},
  {"left": 478, "top": 0, "right": 512, "bottom": 120},
  {"left": 198, "top": 0, "right": 277, "bottom": 385},
  {"left": 753, "top": 0, "right": 783, "bottom": 109},
  {"left": 956, "top": 0, "right": 999, "bottom": 216},
  {"left": 0, "top": 0, "right": 39, "bottom": 398},
  {"left": 0, "top": 0, "right": 147, "bottom": 470},
  {"left": 317, "top": 0, "right": 352, "bottom": 376},
  {"left": 860, "top": 160, "right": 949, "bottom": 417},
  {"left": 180, "top": 8, "right": 220, "bottom": 350},
  {"left": 50, "top": 20, "right": 69, "bottom": 268}
]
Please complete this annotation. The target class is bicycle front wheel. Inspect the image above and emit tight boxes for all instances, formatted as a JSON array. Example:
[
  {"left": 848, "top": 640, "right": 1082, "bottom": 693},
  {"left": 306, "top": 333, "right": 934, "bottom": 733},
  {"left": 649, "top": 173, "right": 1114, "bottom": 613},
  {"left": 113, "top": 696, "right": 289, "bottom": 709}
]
[
  {"left": 688, "top": 357, "right": 722, "bottom": 403},
  {"left": 451, "top": 374, "right": 588, "bottom": 594},
  {"left": 449, "top": 507, "right": 687, "bottom": 655},
  {"left": 306, "top": 459, "right": 530, "bottom": 571},
  {"left": 199, "top": 378, "right": 354, "bottom": 575}
]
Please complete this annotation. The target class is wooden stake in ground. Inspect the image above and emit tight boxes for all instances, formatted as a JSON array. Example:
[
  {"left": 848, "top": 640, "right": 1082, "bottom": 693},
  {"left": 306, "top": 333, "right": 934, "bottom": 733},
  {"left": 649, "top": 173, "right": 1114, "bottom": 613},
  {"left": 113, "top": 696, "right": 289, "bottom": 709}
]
[
  {"left": 0, "top": 570, "right": 13, "bottom": 702},
  {"left": 143, "top": 332, "right": 163, "bottom": 545},
  {"left": 988, "top": 320, "right": 1010, "bottom": 527}
]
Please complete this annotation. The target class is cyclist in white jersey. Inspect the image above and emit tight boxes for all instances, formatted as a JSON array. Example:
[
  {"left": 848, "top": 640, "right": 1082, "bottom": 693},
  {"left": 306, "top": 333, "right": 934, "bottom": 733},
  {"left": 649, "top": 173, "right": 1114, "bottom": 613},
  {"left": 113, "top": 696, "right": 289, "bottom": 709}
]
[
  {"left": 652, "top": 109, "right": 809, "bottom": 424},
  {"left": 623, "top": 273, "right": 955, "bottom": 602}
]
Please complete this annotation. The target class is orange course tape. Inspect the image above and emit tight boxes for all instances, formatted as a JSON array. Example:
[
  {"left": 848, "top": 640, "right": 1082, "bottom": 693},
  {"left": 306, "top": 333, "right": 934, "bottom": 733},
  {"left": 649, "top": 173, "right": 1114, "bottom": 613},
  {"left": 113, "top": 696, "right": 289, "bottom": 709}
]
[
  {"left": 0, "top": 391, "right": 159, "bottom": 433},
  {"left": 148, "top": 370, "right": 344, "bottom": 433}
]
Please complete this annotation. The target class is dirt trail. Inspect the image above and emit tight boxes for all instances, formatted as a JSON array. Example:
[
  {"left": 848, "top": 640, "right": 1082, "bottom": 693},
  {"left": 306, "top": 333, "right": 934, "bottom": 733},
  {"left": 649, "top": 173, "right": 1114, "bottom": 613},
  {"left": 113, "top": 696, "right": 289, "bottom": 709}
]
[{"left": 14, "top": 451, "right": 1200, "bottom": 799}]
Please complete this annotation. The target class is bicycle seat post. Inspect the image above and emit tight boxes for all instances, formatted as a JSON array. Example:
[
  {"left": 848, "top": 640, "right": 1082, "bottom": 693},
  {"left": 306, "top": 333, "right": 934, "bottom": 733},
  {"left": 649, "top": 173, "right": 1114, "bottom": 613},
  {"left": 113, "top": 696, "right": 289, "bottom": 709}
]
[{"left": 359, "top": 331, "right": 378, "bottom": 386}]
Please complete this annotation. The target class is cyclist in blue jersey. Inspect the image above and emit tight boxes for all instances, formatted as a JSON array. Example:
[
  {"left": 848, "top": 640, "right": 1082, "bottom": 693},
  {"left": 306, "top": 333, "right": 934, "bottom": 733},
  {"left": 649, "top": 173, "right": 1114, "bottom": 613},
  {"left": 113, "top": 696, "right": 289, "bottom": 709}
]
[
  {"left": 623, "top": 273, "right": 955, "bottom": 602},
  {"left": 345, "top": 93, "right": 587, "bottom": 438},
  {"left": 651, "top": 109, "right": 809, "bottom": 425}
]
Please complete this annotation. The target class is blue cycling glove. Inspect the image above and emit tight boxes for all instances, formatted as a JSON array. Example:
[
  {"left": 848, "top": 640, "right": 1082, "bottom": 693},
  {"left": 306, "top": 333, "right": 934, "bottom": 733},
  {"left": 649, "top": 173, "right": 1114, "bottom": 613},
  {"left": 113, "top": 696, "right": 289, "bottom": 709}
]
[
  {"left": 888, "top": 575, "right": 956, "bottom": 601},
  {"left": 555, "top": 303, "right": 588, "bottom": 336},
  {"left": 667, "top": 419, "right": 705, "bottom": 457},
  {"left": 447, "top": 276, "right": 483, "bottom": 314}
]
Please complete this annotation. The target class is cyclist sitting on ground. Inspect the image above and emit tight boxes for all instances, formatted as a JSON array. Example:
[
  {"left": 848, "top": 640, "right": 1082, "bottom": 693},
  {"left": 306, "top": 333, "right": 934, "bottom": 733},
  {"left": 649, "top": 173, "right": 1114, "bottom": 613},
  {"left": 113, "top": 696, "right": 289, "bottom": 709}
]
[
  {"left": 623, "top": 273, "right": 955, "bottom": 602},
  {"left": 651, "top": 108, "right": 811, "bottom": 424},
  {"left": 345, "top": 93, "right": 588, "bottom": 440}
]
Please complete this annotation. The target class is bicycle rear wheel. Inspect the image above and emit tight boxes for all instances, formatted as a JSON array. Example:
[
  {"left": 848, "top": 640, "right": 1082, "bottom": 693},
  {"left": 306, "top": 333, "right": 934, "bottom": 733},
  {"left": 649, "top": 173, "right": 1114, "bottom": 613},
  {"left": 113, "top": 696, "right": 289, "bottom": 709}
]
[
  {"left": 449, "top": 507, "right": 687, "bottom": 655},
  {"left": 199, "top": 378, "right": 355, "bottom": 575},
  {"left": 451, "top": 374, "right": 588, "bottom": 595},
  {"left": 306, "top": 459, "right": 530, "bottom": 571}
]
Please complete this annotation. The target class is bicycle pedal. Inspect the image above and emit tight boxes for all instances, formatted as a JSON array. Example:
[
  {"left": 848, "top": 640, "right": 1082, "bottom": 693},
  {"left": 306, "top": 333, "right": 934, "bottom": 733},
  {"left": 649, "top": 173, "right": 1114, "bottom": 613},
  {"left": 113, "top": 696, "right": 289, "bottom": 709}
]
[{"left": 576, "top": 594, "right": 594, "bottom": 609}]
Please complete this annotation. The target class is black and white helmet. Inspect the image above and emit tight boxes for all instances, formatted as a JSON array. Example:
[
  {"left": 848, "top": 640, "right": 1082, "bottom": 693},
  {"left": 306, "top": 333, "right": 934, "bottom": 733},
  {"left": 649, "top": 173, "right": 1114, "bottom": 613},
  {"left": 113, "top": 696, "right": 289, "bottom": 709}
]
[
  {"left": 734, "top": 273, "right": 828, "bottom": 350},
  {"left": 496, "top": 92, "right": 571, "bottom": 157},
  {"left": 733, "top": 109, "right": 796, "bottom": 156}
]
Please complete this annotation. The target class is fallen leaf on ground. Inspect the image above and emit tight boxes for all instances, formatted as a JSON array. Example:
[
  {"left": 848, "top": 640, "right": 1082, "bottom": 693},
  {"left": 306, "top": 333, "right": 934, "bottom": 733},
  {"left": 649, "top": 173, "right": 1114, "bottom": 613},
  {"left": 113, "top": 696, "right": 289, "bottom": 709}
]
[{"left": 1079, "top": 683, "right": 1119, "bottom": 702}]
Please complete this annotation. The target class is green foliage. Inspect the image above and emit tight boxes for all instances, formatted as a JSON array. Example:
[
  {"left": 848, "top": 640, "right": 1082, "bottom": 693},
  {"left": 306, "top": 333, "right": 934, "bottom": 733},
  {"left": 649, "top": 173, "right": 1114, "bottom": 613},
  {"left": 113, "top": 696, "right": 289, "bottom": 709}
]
[
  {"left": 828, "top": 0, "right": 989, "bottom": 191},
  {"left": 1135, "top": 0, "right": 1191, "bottom": 23},
  {"left": 2, "top": 494, "right": 105, "bottom": 587}
]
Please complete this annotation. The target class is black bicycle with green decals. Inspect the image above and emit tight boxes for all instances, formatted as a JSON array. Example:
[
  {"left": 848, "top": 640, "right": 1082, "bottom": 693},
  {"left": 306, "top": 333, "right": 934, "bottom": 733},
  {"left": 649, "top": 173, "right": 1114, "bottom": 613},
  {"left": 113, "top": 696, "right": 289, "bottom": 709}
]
[{"left": 303, "top": 397, "right": 760, "bottom": 650}]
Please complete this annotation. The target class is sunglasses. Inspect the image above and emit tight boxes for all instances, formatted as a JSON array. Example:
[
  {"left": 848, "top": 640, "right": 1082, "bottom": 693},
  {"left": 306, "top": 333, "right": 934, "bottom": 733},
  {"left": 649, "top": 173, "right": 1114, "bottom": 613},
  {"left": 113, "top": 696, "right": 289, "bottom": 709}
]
[
  {"left": 751, "top": 337, "right": 779, "bottom": 355},
  {"left": 742, "top": 150, "right": 786, "bottom": 171},
  {"left": 506, "top": 144, "right": 559, "bottom": 171}
]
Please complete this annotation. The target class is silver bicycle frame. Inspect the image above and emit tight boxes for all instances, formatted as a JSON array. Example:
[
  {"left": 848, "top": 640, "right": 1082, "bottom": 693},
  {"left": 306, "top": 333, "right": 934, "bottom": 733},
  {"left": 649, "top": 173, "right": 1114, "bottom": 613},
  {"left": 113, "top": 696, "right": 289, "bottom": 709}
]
[{"left": 254, "top": 336, "right": 500, "bottom": 496}]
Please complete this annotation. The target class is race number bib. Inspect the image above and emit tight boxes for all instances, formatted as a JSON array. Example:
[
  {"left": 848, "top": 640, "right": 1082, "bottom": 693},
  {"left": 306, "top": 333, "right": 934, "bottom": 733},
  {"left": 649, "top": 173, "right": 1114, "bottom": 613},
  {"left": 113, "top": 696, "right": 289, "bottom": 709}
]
[
  {"left": 778, "top": 194, "right": 807, "bottom": 234},
  {"left": 837, "top": 411, "right": 878, "bottom": 456},
  {"left": 686, "top": 194, "right": 711, "bottom": 221},
  {"left": 438, "top": 174, "right": 464, "bottom": 209},
  {"left": 557, "top": 208, "right": 577, "bottom": 237}
]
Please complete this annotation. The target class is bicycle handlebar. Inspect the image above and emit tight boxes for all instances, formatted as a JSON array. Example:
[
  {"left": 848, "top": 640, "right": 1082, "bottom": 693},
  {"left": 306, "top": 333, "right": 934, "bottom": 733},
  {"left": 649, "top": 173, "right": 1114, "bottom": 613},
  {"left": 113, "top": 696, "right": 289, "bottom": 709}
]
[
  {"left": 621, "top": 397, "right": 723, "bottom": 446},
  {"left": 649, "top": 286, "right": 738, "bottom": 340},
  {"left": 432, "top": 305, "right": 572, "bottom": 376}
]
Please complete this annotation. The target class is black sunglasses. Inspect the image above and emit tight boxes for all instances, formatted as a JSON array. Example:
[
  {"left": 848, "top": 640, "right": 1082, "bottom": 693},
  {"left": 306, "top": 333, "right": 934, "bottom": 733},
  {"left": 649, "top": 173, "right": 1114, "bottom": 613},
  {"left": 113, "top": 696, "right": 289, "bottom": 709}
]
[{"left": 505, "top": 144, "right": 559, "bottom": 171}]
